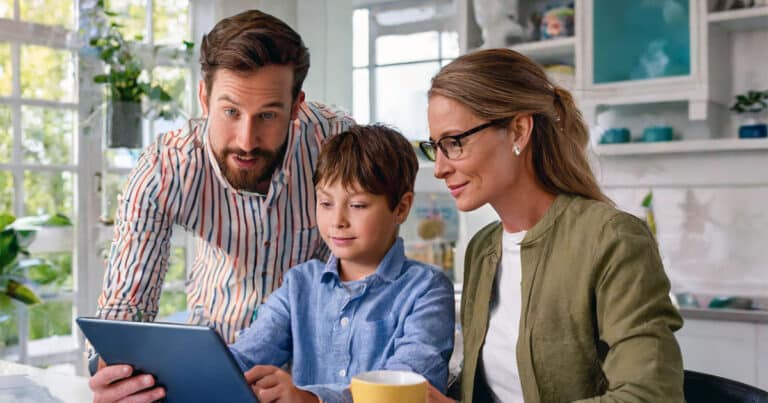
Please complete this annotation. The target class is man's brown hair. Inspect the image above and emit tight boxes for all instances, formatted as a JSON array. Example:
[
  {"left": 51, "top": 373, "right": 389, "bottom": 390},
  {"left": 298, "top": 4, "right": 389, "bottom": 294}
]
[
  {"left": 199, "top": 9, "right": 310, "bottom": 101},
  {"left": 314, "top": 125, "right": 418, "bottom": 211}
]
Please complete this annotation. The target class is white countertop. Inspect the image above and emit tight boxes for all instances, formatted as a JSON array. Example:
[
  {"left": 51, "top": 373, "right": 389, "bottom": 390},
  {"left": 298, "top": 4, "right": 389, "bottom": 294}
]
[{"left": 0, "top": 359, "right": 92, "bottom": 402}]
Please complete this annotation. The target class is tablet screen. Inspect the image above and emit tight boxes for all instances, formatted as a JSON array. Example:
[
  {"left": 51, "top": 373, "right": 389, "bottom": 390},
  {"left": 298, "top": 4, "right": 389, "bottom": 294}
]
[{"left": 77, "top": 317, "right": 258, "bottom": 403}]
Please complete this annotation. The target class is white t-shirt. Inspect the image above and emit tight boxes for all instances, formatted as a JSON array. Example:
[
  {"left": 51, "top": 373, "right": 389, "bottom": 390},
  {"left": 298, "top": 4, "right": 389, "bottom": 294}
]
[{"left": 482, "top": 229, "right": 527, "bottom": 403}]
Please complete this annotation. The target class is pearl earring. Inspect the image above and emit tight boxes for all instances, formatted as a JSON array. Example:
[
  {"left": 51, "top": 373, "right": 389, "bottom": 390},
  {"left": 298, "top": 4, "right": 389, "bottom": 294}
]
[{"left": 513, "top": 145, "right": 521, "bottom": 156}]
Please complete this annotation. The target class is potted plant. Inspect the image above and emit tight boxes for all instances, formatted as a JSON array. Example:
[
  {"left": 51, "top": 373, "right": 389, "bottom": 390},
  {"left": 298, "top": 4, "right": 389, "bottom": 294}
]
[
  {"left": 0, "top": 214, "right": 43, "bottom": 306},
  {"left": 85, "top": 0, "right": 193, "bottom": 148},
  {"left": 730, "top": 89, "right": 768, "bottom": 139}
]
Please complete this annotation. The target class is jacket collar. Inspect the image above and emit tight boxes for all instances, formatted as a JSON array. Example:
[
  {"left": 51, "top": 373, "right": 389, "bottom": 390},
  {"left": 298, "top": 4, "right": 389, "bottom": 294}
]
[{"left": 474, "top": 193, "right": 575, "bottom": 256}]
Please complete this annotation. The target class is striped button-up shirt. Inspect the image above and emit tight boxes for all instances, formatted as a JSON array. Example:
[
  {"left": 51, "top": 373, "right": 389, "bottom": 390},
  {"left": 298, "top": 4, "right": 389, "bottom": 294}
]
[{"left": 96, "top": 102, "right": 354, "bottom": 343}]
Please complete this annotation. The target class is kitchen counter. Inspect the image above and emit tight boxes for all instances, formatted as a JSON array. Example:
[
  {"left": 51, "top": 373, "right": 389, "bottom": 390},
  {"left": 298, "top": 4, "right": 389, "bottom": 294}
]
[{"left": 679, "top": 307, "right": 768, "bottom": 323}]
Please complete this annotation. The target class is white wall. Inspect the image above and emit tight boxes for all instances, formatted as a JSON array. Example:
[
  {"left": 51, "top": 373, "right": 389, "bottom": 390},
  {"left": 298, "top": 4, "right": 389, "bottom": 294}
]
[{"left": 191, "top": 0, "right": 353, "bottom": 111}]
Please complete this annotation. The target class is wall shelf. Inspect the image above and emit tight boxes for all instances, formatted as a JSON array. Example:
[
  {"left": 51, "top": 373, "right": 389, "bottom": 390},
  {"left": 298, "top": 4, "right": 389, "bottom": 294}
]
[
  {"left": 594, "top": 137, "right": 768, "bottom": 156},
  {"left": 708, "top": 7, "right": 768, "bottom": 32},
  {"left": 509, "top": 36, "right": 576, "bottom": 65}
]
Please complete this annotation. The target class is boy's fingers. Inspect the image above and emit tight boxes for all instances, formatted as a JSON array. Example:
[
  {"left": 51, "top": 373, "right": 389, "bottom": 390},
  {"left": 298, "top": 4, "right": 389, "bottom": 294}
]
[
  {"left": 91, "top": 373, "right": 156, "bottom": 403},
  {"left": 256, "top": 385, "right": 282, "bottom": 403},
  {"left": 244, "top": 365, "right": 278, "bottom": 383},
  {"left": 254, "top": 374, "right": 280, "bottom": 389}
]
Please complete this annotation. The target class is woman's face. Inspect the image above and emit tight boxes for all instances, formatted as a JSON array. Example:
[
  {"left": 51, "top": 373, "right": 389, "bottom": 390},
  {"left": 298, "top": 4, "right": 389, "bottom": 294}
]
[{"left": 427, "top": 95, "right": 521, "bottom": 212}]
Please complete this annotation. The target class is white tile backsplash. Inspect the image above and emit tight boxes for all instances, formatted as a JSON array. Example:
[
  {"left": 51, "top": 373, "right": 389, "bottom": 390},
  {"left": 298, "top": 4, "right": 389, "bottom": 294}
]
[{"left": 606, "top": 185, "right": 768, "bottom": 298}]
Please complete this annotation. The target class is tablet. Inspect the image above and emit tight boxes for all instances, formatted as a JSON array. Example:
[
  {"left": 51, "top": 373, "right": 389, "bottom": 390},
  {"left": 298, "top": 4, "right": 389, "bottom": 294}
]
[{"left": 76, "top": 317, "right": 258, "bottom": 403}]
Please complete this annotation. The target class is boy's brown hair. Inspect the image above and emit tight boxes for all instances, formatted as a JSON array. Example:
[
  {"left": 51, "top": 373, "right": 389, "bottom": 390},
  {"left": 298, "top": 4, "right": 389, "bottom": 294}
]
[
  {"left": 199, "top": 9, "right": 310, "bottom": 102},
  {"left": 314, "top": 124, "right": 418, "bottom": 211}
]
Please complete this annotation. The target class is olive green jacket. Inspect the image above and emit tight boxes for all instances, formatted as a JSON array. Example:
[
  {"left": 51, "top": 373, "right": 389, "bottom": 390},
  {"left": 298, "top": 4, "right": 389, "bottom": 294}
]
[{"left": 459, "top": 194, "right": 684, "bottom": 403}]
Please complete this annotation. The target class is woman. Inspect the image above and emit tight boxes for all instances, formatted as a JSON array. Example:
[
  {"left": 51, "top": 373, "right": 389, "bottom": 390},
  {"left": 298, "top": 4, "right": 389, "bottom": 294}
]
[{"left": 421, "top": 49, "right": 684, "bottom": 403}]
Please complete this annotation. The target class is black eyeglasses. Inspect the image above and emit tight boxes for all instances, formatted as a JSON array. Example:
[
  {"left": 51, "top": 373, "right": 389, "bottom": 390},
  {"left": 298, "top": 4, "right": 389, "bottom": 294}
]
[{"left": 419, "top": 120, "right": 502, "bottom": 161}]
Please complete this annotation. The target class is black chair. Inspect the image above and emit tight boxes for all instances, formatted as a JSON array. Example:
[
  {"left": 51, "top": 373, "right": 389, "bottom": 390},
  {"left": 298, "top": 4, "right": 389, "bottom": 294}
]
[{"left": 684, "top": 370, "right": 768, "bottom": 403}]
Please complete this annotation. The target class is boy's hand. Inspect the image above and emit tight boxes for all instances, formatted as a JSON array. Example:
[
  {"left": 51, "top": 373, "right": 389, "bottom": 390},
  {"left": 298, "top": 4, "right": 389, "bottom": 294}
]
[
  {"left": 426, "top": 383, "right": 457, "bottom": 403},
  {"left": 244, "top": 365, "right": 320, "bottom": 403}
]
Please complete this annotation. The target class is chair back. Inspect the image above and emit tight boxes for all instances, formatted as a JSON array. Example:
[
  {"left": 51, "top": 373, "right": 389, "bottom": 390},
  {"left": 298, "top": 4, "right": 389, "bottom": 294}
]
[{"left": 684, "top": 370, "right": 768, "bottom": 403}]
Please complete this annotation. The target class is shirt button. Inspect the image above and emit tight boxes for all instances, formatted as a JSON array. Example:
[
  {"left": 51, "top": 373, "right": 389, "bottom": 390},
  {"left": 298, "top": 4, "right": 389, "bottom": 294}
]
[
  {"left": 340, "top": 317, "right": 349, "bottom": 327},
  {"left": 263, "top": 240, "right": 270, "bottom": 246},
  {"left": 339, "top": 369, "right": 347, "bottom": 377}
]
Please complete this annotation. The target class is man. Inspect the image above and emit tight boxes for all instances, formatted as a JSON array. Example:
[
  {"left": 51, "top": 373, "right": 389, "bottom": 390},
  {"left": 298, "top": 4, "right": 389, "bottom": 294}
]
[{"left": 89, "top": 9, "right": 353, "bottom": 402}]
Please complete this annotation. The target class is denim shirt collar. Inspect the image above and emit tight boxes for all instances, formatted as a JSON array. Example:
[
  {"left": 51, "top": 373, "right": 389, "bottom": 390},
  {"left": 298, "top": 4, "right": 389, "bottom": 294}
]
[{"left": 321, "top": 237, "right": 406, "bottom": 284}]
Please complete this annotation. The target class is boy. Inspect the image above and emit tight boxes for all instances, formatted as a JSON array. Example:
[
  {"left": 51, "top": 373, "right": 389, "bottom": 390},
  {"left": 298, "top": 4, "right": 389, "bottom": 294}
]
[{"left": 230, "top": 125, "right": 455, "bottom": 403}]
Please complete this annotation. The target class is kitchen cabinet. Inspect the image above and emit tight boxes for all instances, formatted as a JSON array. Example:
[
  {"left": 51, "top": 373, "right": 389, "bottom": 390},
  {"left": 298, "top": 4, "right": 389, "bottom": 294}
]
[
  {"left": 676, "top": 316, "right": 768, "bottom": 388},
  {"left": 459, "top": 0, "right": 768, "bottom": 139}
]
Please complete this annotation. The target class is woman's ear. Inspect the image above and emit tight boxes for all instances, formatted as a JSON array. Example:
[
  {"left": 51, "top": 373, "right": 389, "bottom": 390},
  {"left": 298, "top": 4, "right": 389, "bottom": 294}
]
[
  {"left": 394, "top": 192, "right": 414, "bottom": 224},
  {"left": 508, "top": 114, "right": 534, "bottom": 150}
]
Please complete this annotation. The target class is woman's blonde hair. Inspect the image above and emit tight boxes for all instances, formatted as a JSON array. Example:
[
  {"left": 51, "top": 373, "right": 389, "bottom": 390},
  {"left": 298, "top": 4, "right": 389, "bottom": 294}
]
[{"left": 429, "top": 48, "right": 611, "bottom": 204}]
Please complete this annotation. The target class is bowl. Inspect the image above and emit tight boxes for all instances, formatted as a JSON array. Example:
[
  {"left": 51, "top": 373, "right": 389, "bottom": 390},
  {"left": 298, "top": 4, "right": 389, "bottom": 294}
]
[
  {"left": 642, "top": 126, "right": 674, "bottom": 142},
  {"left": 600, "top": 127, "right": 631, "bottom": 144}
]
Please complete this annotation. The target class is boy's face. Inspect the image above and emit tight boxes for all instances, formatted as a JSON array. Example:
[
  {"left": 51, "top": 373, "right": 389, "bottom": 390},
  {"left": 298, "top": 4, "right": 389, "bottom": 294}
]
[
  {"left": 316, "top": 180, "right": 413, "bottom": 277},
  {"left": 199, "top": 65, "right": 304, "bottom": 194}
]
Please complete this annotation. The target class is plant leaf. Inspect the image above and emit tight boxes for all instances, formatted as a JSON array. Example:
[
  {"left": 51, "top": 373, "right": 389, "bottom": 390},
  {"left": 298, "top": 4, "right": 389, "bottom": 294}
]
[
  {"left": 42, "top": 214, "right": 73, "bottom": 227},
  {"left": 641, "top": 191, "right": 653, "bottom": 208},
  {"left": 0, "top": 229, "right": 20, "bottom": 272},
  {"left": 5, "top": 279, "right": 41, "bottom": 305},
  {"left": 0, "top": 214, "right": 14, "bottom": 232}
]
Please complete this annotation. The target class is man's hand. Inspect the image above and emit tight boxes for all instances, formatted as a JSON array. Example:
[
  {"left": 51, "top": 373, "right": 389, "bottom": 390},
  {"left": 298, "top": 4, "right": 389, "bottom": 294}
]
[
  {"left": 244, "top": 365, "right": 319, "bottom": 403},
  {"left": 89, "top": 358, "right": 165, "bottom": 403},
  {"left": 427, "top": 382, "right": 457, "bottom": 403}
]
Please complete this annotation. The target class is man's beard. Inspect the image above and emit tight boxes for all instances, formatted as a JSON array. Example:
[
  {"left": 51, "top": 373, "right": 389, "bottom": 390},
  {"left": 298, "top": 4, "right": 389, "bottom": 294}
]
[{"left": 214, "top": 141, "right": 288, "bottom": 193}]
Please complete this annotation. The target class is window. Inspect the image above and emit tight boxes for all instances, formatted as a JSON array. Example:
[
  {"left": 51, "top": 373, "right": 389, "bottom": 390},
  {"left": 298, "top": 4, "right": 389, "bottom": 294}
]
[
  {"left": 353, "top": 0, "right": 461, "bottom": 283},
  {"left": 0, "top": 0, "right": 194, "bottom": 373},
  {"left": 353, "top": 0, "right": 459, "bottom": 140}
]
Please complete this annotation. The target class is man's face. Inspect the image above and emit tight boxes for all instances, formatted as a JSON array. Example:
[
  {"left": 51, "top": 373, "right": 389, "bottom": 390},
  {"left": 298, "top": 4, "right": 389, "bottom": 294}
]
[{"left": 199, "top": 66, "right": 304, "bottom": 193}]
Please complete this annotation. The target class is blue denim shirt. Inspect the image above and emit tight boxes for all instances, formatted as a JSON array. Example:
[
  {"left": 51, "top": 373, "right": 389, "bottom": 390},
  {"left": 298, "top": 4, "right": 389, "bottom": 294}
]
[{"left": 230, "top": 238, "right": 455, "bottom": 403}]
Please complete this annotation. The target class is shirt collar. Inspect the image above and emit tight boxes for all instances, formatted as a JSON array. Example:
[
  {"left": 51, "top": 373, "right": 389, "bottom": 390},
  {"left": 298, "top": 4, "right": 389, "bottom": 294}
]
[{"left": 321, "top": 237, "right": 407, "bottom": 284}]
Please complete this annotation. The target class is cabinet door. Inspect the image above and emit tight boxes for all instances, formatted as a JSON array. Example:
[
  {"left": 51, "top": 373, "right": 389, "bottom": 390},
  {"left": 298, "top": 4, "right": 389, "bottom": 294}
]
[
  {"left": 758, "top": 324, "right": 768, "bottom": 391},
  {"left": 676, "top": 319, "right": 757, "bottom": 386},
  {"left": 591, "top": 0, "right": 692, "bottom": 84}
]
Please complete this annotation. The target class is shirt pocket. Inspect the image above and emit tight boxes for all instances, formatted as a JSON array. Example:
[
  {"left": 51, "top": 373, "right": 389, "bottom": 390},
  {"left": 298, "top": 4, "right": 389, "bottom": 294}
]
[{"left": 354, "top": 314, "right": 398, "bottom": 367}]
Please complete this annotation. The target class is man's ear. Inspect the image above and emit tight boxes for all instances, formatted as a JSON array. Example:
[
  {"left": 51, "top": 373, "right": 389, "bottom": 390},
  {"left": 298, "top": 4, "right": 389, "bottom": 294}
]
[
  {"left": 291, "top": 91, "right": 306, "bottom": 120},
  {"left": 198, "top": 79, "right": 209, "bottom": 117},
  {"left": 508, "top": 114, "right": 534, "bottom": 150},
  {"left": 394, "top": 192, "right": 414, "bottom": 224}
]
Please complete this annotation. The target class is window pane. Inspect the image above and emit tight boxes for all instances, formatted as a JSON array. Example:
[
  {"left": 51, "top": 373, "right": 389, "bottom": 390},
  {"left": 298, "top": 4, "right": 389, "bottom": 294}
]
[
  {"left": 29, "top": 300, "right": 73, "bottom": 340},
  {"left": 0, "top": 298, "right": 19, "bottom": 349},
  {"left": 105, "top": 149, "right": 140, "bottom": 169},
  {"left": 153, "top": 0, "right": 190, "bottom": 44},
  {"left": 24, "top": 171, "right": 74, "bottom": 217},
  {"left": 32, "top": 252, "right": 74, "bottom": 291},
  {"left": 152, "top": 66, "right": 190, "bottom": 115},
  {"left": 22, "top": 106, "right": 75, "bottom": 165},
  {"left": 353, "top": 68, "right": 370, "bottom": 124},
  {"left": 103, "top": 172, "right": 127, "bottom": 222},
  {"left": 20, "top": 0, "right": 75, "bottom": 29},
  {"left": 376, "top": 62, "right": 440, "bottom": 140},
  {"left": 0, "top": 1, "right": 11, "bottom": 19},
  {"left": 158, "top": 247, "right": 186, "bottom": 318},
  {"left": 441, "top": 31, "right": 459, "bottom": 58},
  {"left": 107, "top": 0, "right": 147, "bottom": 42},
  {"left": 376, "top": 31, "right": 439, "bottom": 65},
  {"left": 0, "top": 170, "right": 12, "bottom": 213},
  {"left": 353, "top": 9, "right": 369, "bottom": 68},
  {"left": 20, "top": 46, "right": 76, "bottom": 102},
  {"left": 0, "top": 42, "right": 10, "bottom": 97},
  {"left": 0, "top": 105, "right": 10, "bottom": 162}
]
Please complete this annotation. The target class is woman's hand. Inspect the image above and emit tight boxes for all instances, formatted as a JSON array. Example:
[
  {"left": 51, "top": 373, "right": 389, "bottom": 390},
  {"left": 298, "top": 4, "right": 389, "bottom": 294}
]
[
  {"left": 244, "top": 365, "right": 319, "bottom": 403},
  {"left": 89, "top": 360, "right": 165, "bottom": 403},
  {"left": 427, "top": 382, "right": 457, "bottom": 403}
]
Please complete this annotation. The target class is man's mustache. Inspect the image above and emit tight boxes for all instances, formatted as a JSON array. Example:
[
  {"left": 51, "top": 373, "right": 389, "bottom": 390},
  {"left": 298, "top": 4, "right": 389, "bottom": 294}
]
[{"left": 225, "top": 148, "right": 277, "bottom": 159}]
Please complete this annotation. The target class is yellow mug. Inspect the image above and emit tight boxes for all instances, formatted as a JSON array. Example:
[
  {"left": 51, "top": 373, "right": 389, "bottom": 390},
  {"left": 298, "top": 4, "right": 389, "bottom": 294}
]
[{"left": 350, "top": 370, "right": 427, "bottom": 403}]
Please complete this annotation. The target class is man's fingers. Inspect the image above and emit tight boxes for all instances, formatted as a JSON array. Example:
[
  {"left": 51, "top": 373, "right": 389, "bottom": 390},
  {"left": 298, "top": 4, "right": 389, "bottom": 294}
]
[
  {"left": 114, "top": 386, "right": 165, "bottom": 403},
  {"left": 92, "top": 373, "right": 156, "bottom": 403},
  {"left": 90, "top": 365, "right": 133, "bottom": 390},
  {"left": 244, "top": 365, "right": 279, "bottom": 383}
]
